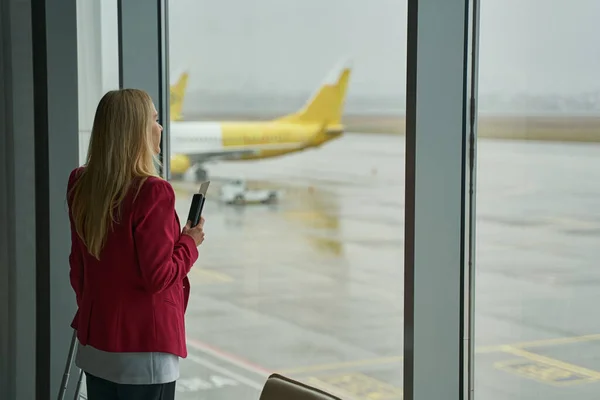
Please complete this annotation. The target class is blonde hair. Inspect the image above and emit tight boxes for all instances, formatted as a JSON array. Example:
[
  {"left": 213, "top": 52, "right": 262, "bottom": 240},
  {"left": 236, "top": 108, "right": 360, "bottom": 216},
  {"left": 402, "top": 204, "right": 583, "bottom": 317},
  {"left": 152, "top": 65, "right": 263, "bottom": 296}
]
[{"left": 70, "top": 89, "right": 160, "bottom": 259}]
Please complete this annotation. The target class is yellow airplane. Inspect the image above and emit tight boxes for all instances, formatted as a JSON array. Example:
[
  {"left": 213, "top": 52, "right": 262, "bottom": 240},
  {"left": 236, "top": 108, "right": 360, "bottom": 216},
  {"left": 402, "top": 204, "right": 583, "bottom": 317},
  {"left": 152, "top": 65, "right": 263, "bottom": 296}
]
[
  {"left": 168, "top": 62, "right": 352, "bottom": 180},
  {"left": 170, "top": 71, "right": 189, "bottom": 122}
]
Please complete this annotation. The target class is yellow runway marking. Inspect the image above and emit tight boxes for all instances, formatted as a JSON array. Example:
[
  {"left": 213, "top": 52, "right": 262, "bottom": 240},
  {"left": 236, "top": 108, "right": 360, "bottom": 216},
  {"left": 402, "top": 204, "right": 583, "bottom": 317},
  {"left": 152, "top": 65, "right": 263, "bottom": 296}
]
[
  {"left": 308, "top": 373, "right": 403, "bottom": 400},
  {"left": 280, "top": 356, "right": 403, "bottom": 375},
  {"left": 189, "top": 268, "right": 233, "bottom": 284},
  {"left": 279, "top": 333, "right": 600, "bottom": 375},
  {"left": 494, "top": 358, "right": 598, "bottom": 386},
  {"left": 501, "top": 346, "right": 600, "bottom": 382},
  {"left": 306, "top": 378, "right": 364, "bottom": 400},
  {"left": 477, "top": 333, "right": 600, "bottom": 354}
]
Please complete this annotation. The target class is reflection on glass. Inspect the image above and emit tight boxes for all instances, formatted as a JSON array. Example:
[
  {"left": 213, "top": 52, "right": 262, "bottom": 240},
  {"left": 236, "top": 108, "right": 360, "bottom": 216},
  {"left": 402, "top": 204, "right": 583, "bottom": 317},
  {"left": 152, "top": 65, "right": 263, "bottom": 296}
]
[
  {"left": 167, "top": 0, "right": 407, "bottom": 398},
  {"left": 476, "top": 1, "right": 600, "bottom": 399}
]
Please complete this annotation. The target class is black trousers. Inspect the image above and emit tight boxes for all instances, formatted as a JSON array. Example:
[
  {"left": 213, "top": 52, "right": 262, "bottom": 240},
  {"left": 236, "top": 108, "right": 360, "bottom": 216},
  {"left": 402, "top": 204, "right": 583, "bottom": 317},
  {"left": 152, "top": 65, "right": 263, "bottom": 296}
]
[{"left": 85, "top": 372, "right": 176, "bottom": 400}]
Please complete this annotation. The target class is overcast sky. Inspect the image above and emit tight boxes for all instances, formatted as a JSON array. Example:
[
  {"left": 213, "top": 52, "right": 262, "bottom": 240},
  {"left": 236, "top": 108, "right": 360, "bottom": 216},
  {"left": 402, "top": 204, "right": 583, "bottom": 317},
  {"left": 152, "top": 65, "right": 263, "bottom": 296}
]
[{"left": 167, "top": 0, "right": 600, "bottom": 100}]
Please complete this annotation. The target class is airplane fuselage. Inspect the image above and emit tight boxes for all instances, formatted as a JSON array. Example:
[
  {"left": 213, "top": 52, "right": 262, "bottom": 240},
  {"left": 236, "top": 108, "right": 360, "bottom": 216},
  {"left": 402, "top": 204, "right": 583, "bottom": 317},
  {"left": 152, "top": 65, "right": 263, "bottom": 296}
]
[{"left": 169, "top": 120, "right": 342, "bottom": 174}]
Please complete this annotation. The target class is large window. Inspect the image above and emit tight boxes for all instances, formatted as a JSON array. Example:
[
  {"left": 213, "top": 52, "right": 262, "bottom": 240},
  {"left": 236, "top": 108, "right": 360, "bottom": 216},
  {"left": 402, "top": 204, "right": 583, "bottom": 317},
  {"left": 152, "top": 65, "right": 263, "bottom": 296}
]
[
  {"left": 475, "top": 1, "right": 600, "bottom": 399},
  {"left": 75, "top": 0, "right": 120, "bottom": 396},
  {"left": 76, "top": 0, "right": 119, "bottom": 166},
  {"left": 167, "top": 0, "right": 407, "bottom": 398}
]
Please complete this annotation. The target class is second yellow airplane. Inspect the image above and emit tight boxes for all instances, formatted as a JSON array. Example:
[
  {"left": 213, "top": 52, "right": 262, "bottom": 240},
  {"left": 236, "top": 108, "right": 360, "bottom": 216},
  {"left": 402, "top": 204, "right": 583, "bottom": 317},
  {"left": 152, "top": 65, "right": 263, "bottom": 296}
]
[{"left": 168, "top": 63, "right": 352, "bottom": 180}]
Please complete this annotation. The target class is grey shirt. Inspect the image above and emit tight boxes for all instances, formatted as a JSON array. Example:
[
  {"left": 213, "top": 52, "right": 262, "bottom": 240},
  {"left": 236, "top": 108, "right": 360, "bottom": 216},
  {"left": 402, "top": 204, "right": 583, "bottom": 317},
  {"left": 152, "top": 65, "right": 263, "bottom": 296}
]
[{"left": 76, "top": 343, "right": 179, "bottom": 385}]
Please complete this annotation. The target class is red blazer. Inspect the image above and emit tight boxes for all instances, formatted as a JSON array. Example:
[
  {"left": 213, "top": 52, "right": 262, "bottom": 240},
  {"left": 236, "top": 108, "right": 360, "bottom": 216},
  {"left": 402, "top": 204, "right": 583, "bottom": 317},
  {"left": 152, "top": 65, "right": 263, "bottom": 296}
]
[{"left": 67, "top": 167, "right": 198, "bottom": 358}]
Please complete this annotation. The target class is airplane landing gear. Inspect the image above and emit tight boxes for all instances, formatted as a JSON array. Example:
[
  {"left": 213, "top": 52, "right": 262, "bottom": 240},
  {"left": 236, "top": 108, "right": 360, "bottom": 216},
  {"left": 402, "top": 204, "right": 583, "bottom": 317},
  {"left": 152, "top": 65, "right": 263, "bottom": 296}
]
[
  {"left": 194, "top": 165, "right": 208, "bottom": 181},
  {"left": 185, "top": 163, "right": 209, "bottom": 182},
  {"left": 170, "top": 172, "right": 184, "bottom": 181}
]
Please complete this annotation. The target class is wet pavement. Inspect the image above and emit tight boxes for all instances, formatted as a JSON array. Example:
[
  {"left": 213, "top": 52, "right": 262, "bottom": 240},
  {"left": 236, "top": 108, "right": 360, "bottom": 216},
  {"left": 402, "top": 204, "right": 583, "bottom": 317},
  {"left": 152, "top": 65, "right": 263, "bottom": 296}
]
[{"left": 82, "top": 133, "right": 600, "bottom": 399}]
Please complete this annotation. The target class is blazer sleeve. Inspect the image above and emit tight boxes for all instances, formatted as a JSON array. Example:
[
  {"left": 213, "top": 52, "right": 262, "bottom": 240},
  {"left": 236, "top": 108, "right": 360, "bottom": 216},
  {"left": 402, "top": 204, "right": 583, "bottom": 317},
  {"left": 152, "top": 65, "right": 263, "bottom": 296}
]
[{"left": 133, "top": 178, "right": 199, "bottom": 294}]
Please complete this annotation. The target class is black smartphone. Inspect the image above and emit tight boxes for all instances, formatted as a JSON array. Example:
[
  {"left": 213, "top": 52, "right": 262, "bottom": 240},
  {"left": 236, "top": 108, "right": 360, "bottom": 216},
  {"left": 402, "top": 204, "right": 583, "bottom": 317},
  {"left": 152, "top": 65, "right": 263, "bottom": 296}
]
[{"left": 187, "top": 181, "right": 210, "bottom": 227}]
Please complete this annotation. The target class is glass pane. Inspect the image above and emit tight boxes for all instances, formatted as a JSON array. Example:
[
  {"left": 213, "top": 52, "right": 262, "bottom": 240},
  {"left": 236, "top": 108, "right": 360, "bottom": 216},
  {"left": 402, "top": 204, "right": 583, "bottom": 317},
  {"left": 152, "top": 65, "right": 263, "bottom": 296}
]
[
  {"left": 76, "top": 0, "right": 120, "bottom": 396},
  {"left": 167, "top": 1, "right": 407, "bottom": 398},
  {"left": 77, "top": 0, "right": 120, "bottom": 166},
  {"left": 475, "top": 1, "right": 600, "bottom": 399}
]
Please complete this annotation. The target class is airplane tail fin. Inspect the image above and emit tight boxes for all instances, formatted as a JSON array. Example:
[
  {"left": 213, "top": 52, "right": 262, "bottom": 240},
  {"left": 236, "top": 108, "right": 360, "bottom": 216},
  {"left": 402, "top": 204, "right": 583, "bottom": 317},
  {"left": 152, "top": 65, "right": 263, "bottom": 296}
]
[
  {"left": 170, "top": 71, "right": 189, "bottom": 121},
  {"left": 278, "top": 61, "right": 351, "bottom": 126}
]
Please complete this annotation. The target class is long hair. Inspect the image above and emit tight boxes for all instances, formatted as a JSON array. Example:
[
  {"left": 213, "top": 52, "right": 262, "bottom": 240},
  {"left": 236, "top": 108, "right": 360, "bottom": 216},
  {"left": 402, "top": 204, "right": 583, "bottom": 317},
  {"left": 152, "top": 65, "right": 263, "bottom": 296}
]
[{"left": 70, "top": 89, "right": 160, "bottom": 259}]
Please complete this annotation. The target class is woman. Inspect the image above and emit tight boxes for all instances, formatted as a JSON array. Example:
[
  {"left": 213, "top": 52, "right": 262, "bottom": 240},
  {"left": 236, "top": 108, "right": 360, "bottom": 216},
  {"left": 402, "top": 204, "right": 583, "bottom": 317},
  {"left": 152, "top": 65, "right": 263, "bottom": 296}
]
[{"left": 67, "top": 89, "right": 205, "bottom": 400}]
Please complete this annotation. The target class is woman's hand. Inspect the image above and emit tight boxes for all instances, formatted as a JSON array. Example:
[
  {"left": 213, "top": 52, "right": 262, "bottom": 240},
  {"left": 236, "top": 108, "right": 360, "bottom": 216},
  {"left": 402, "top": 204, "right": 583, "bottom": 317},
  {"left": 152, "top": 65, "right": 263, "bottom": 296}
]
[{"left": 182, "top": 217, "right": 205, "bottom": 246}]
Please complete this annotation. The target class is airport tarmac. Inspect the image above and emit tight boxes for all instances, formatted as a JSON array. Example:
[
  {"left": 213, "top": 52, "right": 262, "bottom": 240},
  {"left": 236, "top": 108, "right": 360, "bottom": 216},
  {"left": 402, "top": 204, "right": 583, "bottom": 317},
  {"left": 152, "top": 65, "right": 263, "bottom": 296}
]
[{"left": 91, "top": 133, "right": 600, "bottom": 399}]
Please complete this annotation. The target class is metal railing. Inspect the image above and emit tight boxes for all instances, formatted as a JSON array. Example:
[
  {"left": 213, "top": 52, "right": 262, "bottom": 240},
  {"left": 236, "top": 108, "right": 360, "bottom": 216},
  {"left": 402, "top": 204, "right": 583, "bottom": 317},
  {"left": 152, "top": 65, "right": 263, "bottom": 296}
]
[{"left": 58, "top": 330, "right": 85, "bottom": 400}]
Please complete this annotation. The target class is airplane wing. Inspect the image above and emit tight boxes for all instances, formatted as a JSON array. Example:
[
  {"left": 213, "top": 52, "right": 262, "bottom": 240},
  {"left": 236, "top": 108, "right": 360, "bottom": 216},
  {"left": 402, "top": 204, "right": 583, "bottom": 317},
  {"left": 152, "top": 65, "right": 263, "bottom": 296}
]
[
  {"left": 189, "top": 148, "right": 259, "bottom": 162},
  {"left": 183, "top": 141, "right": 311, "bottom": 164}
]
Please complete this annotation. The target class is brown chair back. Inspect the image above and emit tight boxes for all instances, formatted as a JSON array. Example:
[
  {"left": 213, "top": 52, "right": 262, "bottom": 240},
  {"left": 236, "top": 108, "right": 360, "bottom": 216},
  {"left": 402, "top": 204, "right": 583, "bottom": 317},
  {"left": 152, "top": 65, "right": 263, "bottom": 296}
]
[{"left": 259, "top": 373, "right": 343, "bottom": 400}]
